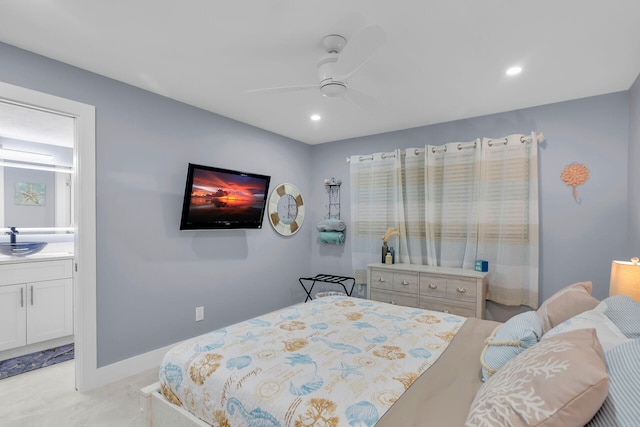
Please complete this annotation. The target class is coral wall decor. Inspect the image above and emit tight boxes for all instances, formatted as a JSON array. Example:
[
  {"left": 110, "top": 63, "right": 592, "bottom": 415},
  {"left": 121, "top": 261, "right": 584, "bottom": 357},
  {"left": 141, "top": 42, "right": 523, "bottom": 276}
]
[{"left": 561, "top": 162, "right": 589, "bottom": 201}]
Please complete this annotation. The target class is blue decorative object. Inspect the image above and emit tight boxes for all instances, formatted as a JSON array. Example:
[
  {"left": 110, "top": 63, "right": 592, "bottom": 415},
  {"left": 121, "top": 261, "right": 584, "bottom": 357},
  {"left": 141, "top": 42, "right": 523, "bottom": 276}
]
[{"left": 474, "top": 259, "right": 489, "bottom": 272}]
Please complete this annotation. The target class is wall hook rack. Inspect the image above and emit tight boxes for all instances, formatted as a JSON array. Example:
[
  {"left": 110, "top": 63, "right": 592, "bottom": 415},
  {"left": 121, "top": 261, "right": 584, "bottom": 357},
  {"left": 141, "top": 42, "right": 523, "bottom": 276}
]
[{"left": 324, "top": 179, "right": 341, "bottom": 219}]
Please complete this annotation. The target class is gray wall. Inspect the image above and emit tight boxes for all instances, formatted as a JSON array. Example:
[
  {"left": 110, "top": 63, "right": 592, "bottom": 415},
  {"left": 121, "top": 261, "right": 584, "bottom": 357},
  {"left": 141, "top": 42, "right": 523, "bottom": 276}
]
[
  {"left": 628, "top": 73, "right": 640, "bottom": 255},
  {"left": 1, "top": 40, "right": 636, "bottom": 365},
  {"left": 310, "top": 93, "right": 630, "bottom": 313},
  {"left": 0, "top": 42, "right": 313, "bottom": 366}
]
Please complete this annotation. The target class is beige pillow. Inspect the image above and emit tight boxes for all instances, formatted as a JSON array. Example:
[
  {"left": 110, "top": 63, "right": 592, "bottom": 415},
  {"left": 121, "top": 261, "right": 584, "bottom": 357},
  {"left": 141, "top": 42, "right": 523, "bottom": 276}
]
[
  {"left": 537, "top": 281, "right": 599, "bottom": 333},
  {"left": 465, "top": 328, "right": 608, "bottom": 427}
]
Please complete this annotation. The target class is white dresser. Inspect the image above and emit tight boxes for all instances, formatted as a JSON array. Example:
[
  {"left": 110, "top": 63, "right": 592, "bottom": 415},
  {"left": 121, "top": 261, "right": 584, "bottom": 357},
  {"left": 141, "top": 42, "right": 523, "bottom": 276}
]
[{"left": 367, "top": 263, "right": 488, "bottom": 318}]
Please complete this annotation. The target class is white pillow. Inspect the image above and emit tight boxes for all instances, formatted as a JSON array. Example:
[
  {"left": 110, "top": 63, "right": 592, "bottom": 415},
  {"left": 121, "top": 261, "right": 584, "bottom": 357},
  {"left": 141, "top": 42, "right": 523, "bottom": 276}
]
[{"left": 542, "top": 302, "right": 630, "bottom": 351}]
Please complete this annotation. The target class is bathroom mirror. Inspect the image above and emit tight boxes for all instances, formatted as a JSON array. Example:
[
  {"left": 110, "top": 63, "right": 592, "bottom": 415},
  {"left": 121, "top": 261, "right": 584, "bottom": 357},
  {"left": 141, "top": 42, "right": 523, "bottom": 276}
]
[
  {"left": 268, "top": 183, "right": 305, "bottom": 236},
  {"left": 0, "top": 100, "right": 74, "bottom": 230}
]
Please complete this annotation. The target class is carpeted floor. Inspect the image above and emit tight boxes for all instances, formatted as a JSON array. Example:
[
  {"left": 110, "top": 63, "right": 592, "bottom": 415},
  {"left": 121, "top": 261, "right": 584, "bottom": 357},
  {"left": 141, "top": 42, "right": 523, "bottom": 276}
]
[{"left": 0, "top": 343, "right": 74, "bottom": 380}]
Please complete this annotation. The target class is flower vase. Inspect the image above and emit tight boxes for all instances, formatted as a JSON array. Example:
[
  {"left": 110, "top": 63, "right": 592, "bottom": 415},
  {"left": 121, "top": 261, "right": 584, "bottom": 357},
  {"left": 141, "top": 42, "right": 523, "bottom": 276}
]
[{"left": 381, "top": 242, "right": 388, "bottom": 263}]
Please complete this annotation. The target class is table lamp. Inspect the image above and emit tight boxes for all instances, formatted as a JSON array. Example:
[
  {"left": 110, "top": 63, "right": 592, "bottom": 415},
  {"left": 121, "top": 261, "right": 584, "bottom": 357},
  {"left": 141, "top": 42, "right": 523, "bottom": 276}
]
[{"left": 610, "top": 257, "right": 640, "bottom": 303}]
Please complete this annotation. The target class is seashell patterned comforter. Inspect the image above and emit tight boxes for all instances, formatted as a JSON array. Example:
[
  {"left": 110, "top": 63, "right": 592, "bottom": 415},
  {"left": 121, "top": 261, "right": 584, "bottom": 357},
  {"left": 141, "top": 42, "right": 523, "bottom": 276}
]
[{"left": 159, "top": 295, "right": 466, "bottom": 427}]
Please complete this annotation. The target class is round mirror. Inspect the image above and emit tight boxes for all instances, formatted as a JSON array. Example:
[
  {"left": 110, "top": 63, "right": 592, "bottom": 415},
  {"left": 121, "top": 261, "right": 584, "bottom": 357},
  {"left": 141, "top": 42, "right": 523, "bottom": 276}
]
[{"left": 268, "top": 183, "right": 304, "bottom": 236}]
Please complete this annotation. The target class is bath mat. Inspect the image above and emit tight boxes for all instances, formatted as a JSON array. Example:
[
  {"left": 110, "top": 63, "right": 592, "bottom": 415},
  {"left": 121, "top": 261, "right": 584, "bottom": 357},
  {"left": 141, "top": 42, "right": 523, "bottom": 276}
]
[{"left": 0, "top": 343, "right": 74, "bottom": 380}]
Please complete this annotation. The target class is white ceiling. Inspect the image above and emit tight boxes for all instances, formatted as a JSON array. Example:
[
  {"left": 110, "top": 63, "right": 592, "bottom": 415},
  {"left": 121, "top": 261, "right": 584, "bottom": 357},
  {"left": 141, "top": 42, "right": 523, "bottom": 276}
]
[
  {"left": 0, "top": 100, "right": 74, "bottom": 148},
  {"left": 0, "top": 1, "right": 639, "bottom": 145}
]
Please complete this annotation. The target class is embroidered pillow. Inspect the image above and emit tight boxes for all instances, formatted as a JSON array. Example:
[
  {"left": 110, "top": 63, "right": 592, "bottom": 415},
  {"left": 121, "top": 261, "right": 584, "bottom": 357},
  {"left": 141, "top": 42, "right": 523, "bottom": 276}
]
[
  {"left": 480, "top": 311, "right": 541, "bottom": 381},
  {"left": 541, "top": 303, "right": 630, "bottom": 352},
  {"left": 587, "top": 339, "right": 640, "bottom": 426},
  {"left": 466, "top": 328, "right": 609, "bottom": 427},
  {"left": 537, "top": 281, "right": 599, "bottom": 333}
]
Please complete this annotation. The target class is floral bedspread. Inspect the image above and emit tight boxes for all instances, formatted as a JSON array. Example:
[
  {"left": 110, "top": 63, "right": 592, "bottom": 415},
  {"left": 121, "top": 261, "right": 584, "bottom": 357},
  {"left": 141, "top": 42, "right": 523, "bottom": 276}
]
[{"left": 159, "top": 296, "right": 466, "bottom": 427}]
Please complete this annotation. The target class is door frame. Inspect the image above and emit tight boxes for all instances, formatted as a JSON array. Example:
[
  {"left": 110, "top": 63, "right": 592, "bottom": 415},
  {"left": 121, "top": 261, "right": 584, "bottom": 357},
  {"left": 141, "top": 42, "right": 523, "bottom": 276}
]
[{"left": 0, "top": 81, "right": 97, "bottom": 391}]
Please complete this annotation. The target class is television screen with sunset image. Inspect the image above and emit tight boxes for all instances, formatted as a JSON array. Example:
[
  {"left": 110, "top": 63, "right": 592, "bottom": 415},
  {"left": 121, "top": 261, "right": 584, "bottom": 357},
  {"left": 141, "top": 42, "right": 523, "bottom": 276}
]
[{"left": 180, "top": 163, "right": 271, "bottom": 230}]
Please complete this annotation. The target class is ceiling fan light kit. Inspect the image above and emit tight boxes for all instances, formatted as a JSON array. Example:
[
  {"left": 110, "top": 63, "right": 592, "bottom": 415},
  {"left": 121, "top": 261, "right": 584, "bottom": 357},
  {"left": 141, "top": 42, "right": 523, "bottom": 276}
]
[{"left": 321, "top": 34, "right": 346, "bottom": 54}]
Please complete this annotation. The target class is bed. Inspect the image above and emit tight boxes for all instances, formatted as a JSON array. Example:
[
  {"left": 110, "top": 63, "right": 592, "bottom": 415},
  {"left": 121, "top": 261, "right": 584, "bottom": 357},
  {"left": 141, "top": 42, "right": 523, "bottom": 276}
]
[{"left": 141, "top": 282, "right": 640, "bottom": 427}]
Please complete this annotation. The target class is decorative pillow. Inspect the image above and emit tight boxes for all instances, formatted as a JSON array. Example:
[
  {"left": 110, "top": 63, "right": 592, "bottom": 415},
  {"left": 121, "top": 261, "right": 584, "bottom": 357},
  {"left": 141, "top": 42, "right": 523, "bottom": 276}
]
[
  {"left": 537, "top": 281, "right": 599, "bottom": 333},
  {"left": 466, "top": 328, "right": 609, "bottom": 427},
  {"left": 601, "top": 295, "right": 640, "bottom": 339},
  {"left": 480, "top": 311, "right": 541, "bottom": 381},
  {"left": 541, "top": 303, "right": 630, "bottom": 352},
  {"left": 587, "top": 339, "right": 640, "bottom": 426}
]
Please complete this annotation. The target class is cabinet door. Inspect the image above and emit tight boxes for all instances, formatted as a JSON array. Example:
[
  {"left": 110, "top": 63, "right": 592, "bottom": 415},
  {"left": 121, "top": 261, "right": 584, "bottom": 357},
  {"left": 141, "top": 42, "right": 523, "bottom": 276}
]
[
  {"left": 0, "top": 284, "right": 27, "bottom": 351},
  {"left": 27, "top": 279, "right": 73, "bottom": 344}
]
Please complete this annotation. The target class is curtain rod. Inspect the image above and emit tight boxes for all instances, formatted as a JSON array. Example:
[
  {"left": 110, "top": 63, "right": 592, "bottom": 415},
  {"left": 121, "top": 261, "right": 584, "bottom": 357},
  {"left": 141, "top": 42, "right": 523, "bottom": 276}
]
[{"left": 346, "top": 132, "right": 545, "bottom": 163}]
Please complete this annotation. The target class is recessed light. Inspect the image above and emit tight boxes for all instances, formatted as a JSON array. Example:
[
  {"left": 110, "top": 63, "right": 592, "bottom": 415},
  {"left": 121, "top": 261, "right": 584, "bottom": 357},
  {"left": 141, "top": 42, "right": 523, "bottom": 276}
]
[
  {"left": 310, "top": 114, "right": 321, "bottom": 121},
  {"left": 506, "top": 66, "right": 522, "bottom": 76}
]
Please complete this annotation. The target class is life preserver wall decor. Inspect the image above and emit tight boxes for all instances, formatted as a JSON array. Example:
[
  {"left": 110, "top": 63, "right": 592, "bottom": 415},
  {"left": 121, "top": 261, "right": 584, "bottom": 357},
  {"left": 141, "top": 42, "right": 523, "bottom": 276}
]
[{"left": 268, "top": 183, "right": 304, "bottom": 236}]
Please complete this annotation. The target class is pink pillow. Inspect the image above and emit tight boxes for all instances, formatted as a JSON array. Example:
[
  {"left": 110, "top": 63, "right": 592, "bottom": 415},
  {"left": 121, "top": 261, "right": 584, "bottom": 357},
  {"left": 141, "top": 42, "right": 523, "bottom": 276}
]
[
  {"left": 537, "top": 281, "right": 599, "bottom": 333},
  {"left": 466, "top": 328, "right": 609, "bottom": 427}
]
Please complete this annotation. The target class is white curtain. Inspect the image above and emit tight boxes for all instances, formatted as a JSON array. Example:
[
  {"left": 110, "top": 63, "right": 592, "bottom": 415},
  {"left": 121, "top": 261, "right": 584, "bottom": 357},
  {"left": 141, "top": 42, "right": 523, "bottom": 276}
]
[
  {"left": 425, "top": 139, "right": 481, "bottom": 269},
  {"left": 349, "top": 132, "right": 540, "bottom": 308},
  {"left": 349, "top": 151, "right": 402, "bottom": 285},
  {"left": 477, "top": 133, "right": 539, "bottom": 308},
  {"left": 398, "top": 148, "right": 428, "bottom": 265}
]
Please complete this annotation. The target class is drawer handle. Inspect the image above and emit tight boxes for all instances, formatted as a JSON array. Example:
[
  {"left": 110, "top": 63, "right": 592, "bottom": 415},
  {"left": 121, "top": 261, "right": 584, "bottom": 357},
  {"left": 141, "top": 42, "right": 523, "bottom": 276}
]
[
  {"left": 429, "top": 283, "right": 437, "bottom": 289},
  {"left": 456, "top": 287, "right": 467, "bottom": 294},
  {"left": 401, "top": 280, "right": 409, "bottom": 286},
  {"left": 378, "top": 277, "right": 386, "bottom": 282}
]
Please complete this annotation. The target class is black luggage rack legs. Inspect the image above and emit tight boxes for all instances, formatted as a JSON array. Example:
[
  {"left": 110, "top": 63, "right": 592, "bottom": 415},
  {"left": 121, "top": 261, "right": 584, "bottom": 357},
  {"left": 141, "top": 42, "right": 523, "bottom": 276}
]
[{"left": 298, "top": 274, "right": 356, "bottom": 302}]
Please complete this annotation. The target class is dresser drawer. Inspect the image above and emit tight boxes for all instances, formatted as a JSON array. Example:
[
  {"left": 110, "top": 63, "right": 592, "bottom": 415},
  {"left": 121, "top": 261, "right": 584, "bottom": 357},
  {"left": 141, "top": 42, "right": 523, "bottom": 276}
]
[
  {"left": 419, "top": 297, "right": 476, "bottom": 318},
  {"left": 371, "top": 289, "right": 418, "bottom": 308},
  {"left": 446, "top": 278, "right": 476, "bottom": 303},
  {"left": 419, "top": 274, "right": 447, "bottom": 299},
  {"left": 393, "top": 272, "right": 418, "bottom": 295},
  {"left": 370, "top": 268, "right": 394, "bottom": 291}
]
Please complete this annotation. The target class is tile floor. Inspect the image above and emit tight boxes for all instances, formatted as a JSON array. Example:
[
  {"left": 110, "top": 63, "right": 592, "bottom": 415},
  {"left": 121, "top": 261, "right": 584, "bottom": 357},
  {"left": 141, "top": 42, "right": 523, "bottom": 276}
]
[{"left": 0, "top": 360, "right": 158, "bottom": 427}]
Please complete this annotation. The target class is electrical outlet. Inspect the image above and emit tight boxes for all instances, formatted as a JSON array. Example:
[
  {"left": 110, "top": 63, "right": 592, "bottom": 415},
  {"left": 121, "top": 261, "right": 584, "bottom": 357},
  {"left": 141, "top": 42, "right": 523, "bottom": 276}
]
[{"left": 195, "top": 306, "right": 204, "bottom": 322}]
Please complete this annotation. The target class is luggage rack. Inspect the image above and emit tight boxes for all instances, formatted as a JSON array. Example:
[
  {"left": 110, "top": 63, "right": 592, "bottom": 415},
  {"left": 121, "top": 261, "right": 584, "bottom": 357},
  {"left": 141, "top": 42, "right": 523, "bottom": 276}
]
[{"left": 299, "top": 274, "right": 356, "bottom": 302}]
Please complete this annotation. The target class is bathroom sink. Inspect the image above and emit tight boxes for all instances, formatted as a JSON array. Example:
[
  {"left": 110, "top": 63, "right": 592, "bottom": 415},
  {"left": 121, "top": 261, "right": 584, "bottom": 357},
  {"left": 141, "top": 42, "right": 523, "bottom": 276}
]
[{"left": 0, "top": 241, "right": 48, "bottom": 256}]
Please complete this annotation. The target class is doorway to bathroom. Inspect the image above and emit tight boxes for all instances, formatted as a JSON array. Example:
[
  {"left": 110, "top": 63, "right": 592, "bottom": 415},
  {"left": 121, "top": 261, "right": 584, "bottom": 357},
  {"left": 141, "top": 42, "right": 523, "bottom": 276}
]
[{"left": 0, "top": 81, "right": 96, "bottom": 391}]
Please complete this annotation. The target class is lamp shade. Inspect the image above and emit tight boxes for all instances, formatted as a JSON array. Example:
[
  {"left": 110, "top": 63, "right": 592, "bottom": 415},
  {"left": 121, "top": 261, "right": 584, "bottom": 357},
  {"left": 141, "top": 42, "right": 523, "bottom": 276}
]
[{"left": 610, "top": 258, "right": 640, "bottom": 303}]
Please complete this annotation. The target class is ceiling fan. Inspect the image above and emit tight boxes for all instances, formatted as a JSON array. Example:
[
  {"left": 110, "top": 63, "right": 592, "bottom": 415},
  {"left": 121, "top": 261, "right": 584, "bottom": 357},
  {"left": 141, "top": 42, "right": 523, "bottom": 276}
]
[{"left": 246, "top": 25, "right": 386, "bottom": 109}]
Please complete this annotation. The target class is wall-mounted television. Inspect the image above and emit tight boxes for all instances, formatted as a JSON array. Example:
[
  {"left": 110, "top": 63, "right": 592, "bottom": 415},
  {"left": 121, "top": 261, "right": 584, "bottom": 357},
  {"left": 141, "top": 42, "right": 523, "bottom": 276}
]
[{"left": 179, "top": 163, "right": 271, "bottom": 230}]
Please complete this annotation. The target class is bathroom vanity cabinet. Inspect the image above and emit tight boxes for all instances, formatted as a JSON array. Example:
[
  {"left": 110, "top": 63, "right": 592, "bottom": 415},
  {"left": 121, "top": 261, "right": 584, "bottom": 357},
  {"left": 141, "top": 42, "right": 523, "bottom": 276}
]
[{"left": 0, "top": 258, "right": 73, "bottom": 352}]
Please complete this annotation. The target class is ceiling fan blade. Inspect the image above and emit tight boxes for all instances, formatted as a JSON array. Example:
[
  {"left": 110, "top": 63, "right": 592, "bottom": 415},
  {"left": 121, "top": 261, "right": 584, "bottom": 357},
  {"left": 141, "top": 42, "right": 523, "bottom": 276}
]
[
  {"left": 334, "top": 24, "right": 386, "bottom": 81},
  {"left": 244, "top": 84, "right": 317, "bottom": 94},
  {"left": 342, "top": 87, "right": 383, "bottom": 113}
]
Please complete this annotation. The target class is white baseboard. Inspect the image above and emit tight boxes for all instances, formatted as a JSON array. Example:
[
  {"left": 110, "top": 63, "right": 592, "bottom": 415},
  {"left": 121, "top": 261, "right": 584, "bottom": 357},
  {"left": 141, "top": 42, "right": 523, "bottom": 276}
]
[{"left": 81, "top": 343, "right": 174, "bottom": 391}]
